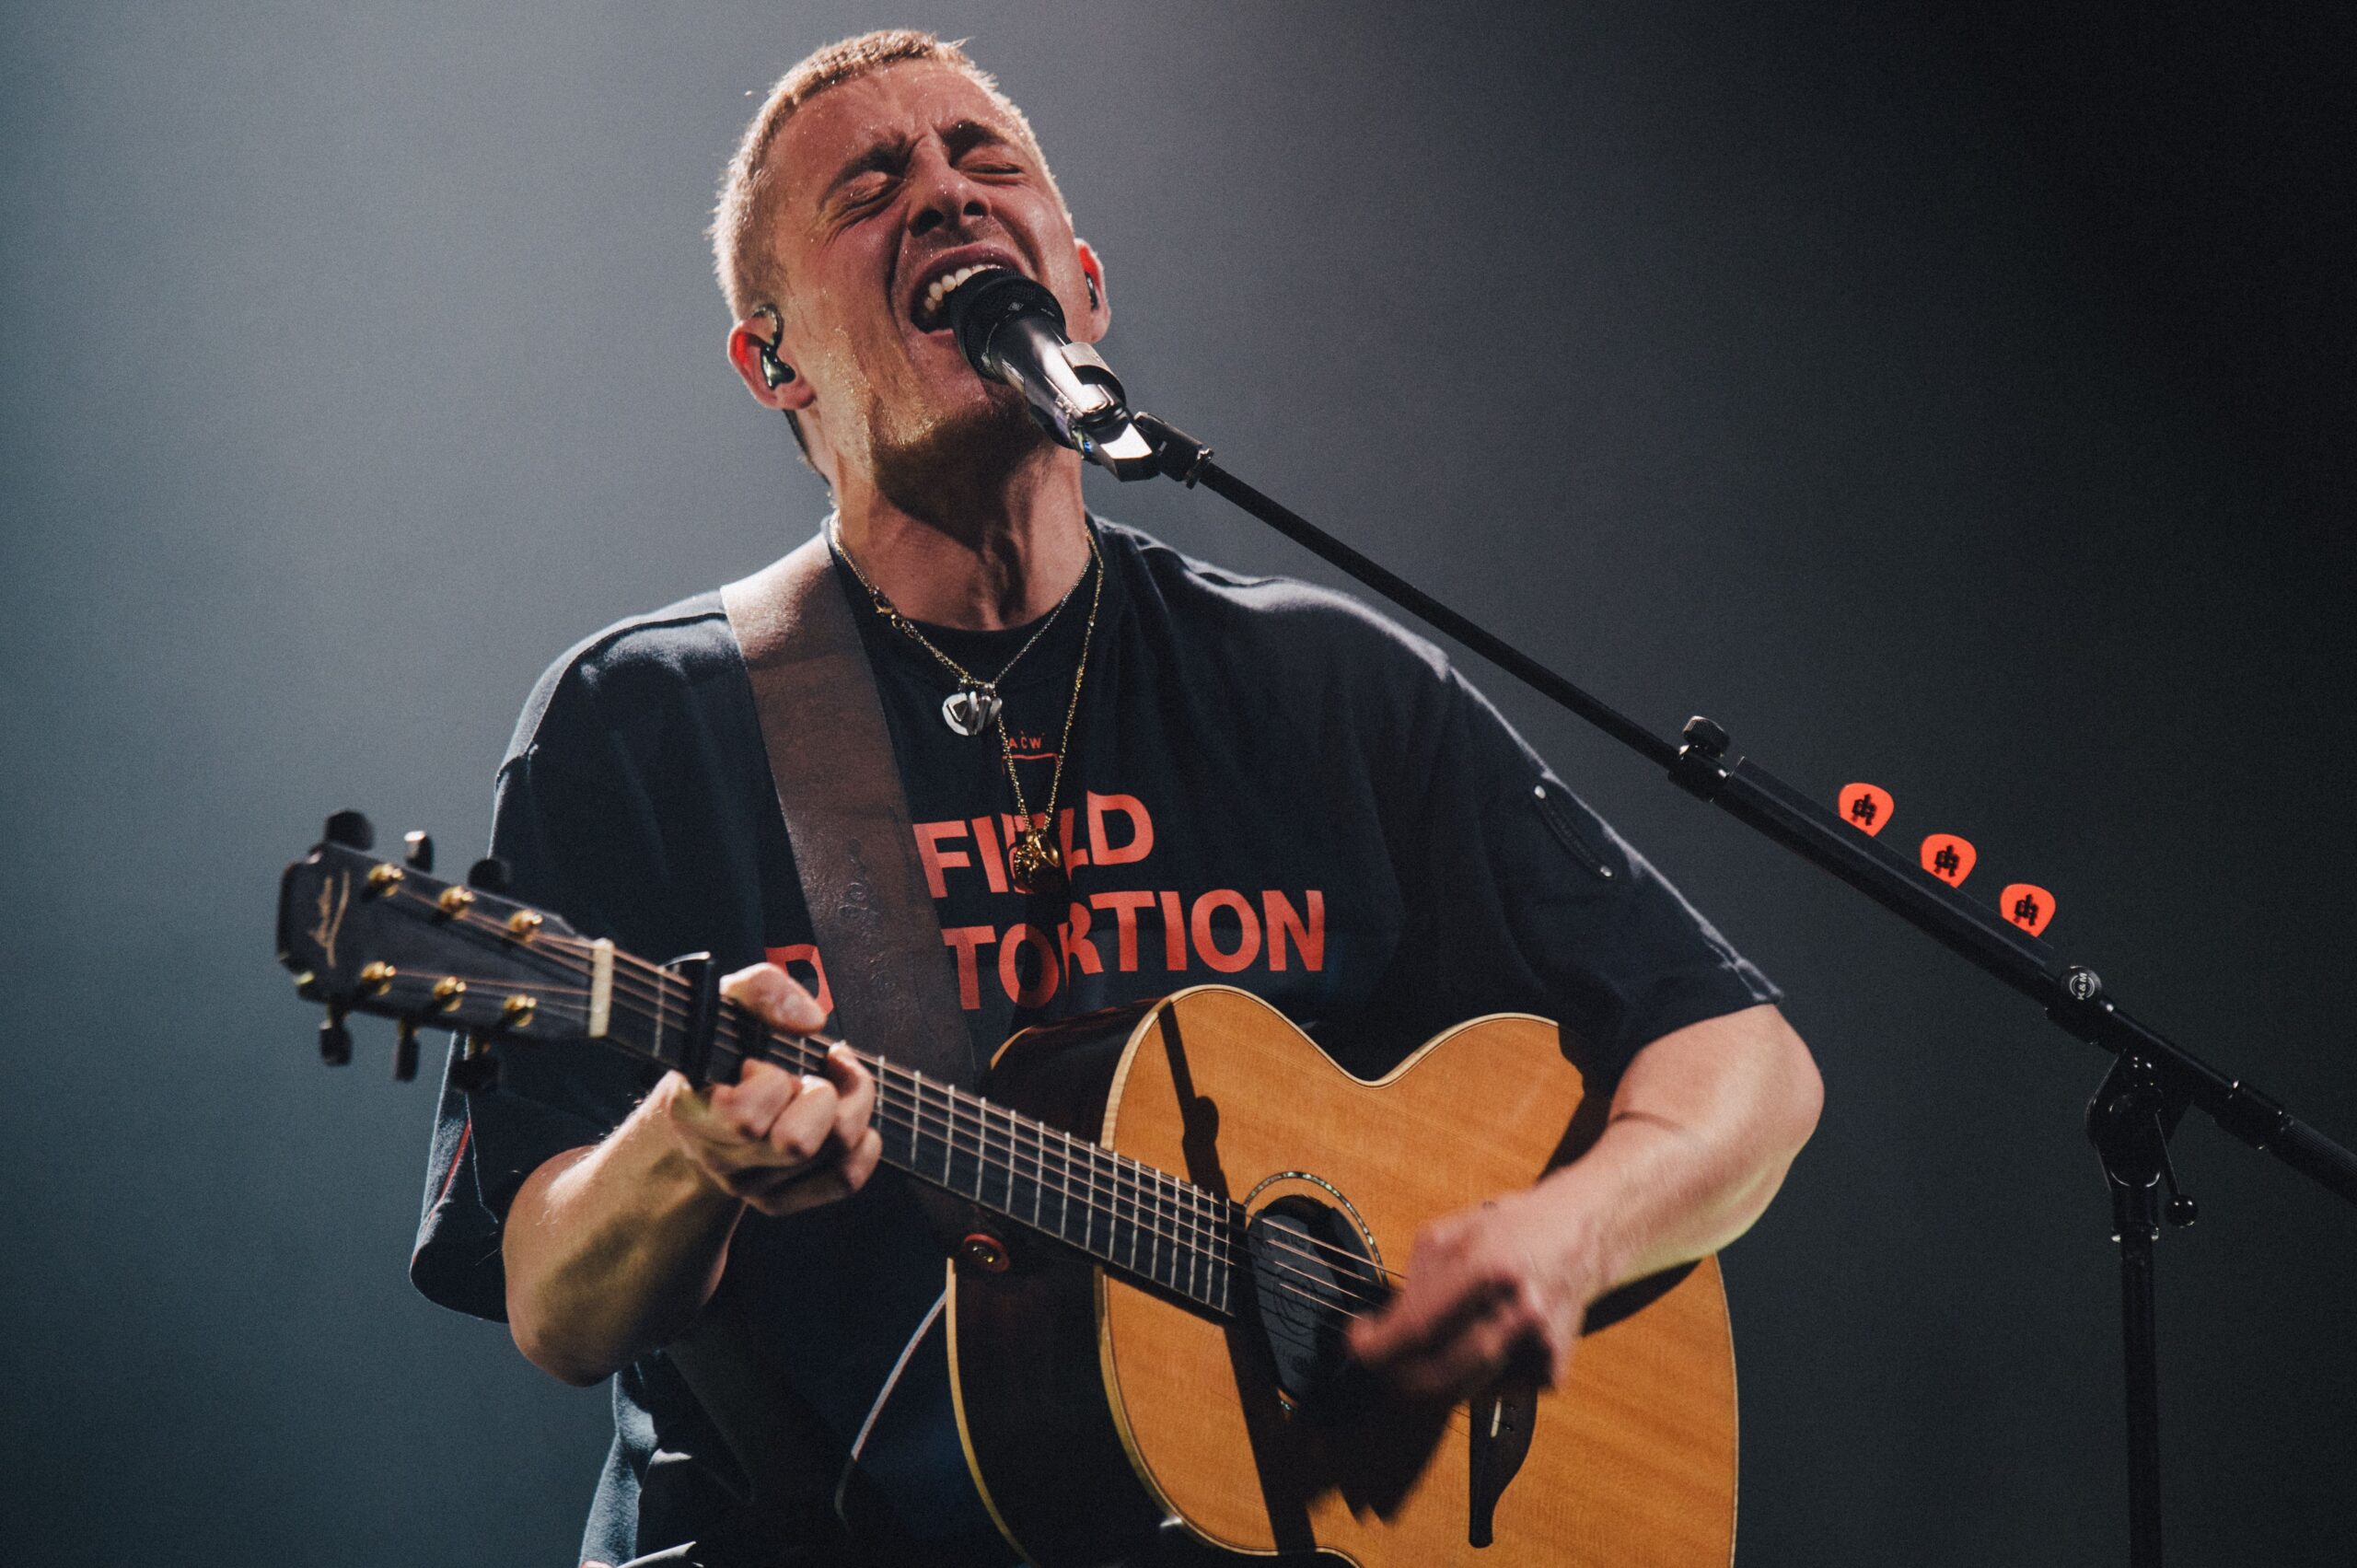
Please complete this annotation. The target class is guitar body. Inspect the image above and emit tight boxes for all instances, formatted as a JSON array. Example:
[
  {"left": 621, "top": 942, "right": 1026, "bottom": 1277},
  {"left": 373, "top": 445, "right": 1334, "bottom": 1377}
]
[
  {"left": 949, "top": 985, "right": 1737, "bottom": 1567},
  {"left": 274, "top": 832, "right": 1734, "bottom": 1564}
]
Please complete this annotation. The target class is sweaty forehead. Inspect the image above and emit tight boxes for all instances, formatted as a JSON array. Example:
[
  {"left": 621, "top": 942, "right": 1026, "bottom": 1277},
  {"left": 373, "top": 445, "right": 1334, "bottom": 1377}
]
[{"left": 772, "top": 62, "right": 1028, "bottom": 200}]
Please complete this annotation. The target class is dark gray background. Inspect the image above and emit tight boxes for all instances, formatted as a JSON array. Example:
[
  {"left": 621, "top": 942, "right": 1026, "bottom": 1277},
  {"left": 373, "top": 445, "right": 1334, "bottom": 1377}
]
[{"left": 5, "top": 3, "right": 2351, "bottom": 1563}]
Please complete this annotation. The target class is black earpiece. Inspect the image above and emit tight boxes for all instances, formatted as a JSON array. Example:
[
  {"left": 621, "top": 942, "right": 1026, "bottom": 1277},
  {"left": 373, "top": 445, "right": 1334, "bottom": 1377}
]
[
  {"left": 1086, "top": 273, "right": 1099, "bottom": 309},
  {"left": 750, "top": 304, "right": 795, "bottom": 389}
]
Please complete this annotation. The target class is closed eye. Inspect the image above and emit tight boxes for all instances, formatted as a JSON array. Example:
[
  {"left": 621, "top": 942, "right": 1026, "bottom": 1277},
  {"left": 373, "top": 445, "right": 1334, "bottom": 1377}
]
[{"left": 837, "top": 172, "right": 896, "bottom": 210}]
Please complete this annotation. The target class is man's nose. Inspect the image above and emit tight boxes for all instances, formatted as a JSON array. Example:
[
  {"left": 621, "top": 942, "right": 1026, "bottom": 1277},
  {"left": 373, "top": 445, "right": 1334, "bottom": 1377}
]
[{"left": 905, "top": 147, "right": 988, "bottom": 238}]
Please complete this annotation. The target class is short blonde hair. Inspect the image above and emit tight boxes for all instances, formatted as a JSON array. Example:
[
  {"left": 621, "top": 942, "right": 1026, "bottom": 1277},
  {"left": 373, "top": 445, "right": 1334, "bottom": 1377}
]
[{"left": 711, "top": 29, "right": 1058, "bottom": 319}]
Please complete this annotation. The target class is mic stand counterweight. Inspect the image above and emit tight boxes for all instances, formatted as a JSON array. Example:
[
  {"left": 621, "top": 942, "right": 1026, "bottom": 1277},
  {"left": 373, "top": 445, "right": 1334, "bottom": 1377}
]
[{"left": 1118, "top": 407, "right": 2357, "bottom": 1568}]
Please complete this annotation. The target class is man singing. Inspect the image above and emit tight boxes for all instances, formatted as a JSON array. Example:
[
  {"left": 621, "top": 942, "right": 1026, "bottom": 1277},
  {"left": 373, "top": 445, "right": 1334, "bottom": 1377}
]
[{"left": 411, "top": 29, "right": 1821, "bottom": 1568}]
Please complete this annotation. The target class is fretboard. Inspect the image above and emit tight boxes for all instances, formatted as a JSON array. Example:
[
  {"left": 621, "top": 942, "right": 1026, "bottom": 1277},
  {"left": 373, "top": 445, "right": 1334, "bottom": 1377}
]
[{"left": 608, "top": 962, "right": 1240, "bottom": 1316}]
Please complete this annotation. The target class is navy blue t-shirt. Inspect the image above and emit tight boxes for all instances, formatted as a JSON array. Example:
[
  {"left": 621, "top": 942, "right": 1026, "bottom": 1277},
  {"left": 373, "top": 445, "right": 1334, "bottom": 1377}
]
[{"left": 410, "top": 520, "right": 1776, "bottom": 1567}]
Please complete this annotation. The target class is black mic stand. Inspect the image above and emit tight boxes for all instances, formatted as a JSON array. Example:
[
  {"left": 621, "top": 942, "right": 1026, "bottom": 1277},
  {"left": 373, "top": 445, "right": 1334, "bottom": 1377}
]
[{"left": 1107, "top": 409, "right": 2357, "bottom": 1568}]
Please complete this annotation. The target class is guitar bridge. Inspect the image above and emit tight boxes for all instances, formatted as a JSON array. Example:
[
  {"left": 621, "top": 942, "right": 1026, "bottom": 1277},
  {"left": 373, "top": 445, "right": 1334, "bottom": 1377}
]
[{"left": 1468, "top": 1383, "right": 1537, "bottom": 1547}]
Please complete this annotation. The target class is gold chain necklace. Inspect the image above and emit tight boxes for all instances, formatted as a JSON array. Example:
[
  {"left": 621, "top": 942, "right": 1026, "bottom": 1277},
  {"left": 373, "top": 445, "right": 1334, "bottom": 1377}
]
[
  {"left": 832, "top": 518, "right": 1102, "bottom": 896},
  {"left": 830, "top": 517, "right": 1086, "bottom": 738}
]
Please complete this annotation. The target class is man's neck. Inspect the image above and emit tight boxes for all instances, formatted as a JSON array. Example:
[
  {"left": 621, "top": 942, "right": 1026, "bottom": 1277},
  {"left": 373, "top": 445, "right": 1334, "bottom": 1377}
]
[{"left": 831, "top": 449, "right": 1094, "bottom": 631}]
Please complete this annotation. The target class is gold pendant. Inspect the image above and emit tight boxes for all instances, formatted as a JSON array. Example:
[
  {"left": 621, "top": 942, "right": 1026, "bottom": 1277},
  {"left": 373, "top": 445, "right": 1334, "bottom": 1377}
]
[{"left": 1008, "top": 828, "right": 1063, "bottom": 896}]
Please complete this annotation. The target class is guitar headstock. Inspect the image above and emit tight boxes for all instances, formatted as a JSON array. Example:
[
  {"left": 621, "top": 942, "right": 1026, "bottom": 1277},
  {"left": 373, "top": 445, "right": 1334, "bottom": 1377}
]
[{"left": 276, "top": 810, "right": 594, "bottom": 1084}]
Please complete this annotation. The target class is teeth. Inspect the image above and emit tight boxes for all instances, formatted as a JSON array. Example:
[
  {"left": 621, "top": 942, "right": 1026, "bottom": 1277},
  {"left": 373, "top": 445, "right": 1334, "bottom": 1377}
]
[{"left": 921, "top": 263, "right": 994, "bottom": 325}]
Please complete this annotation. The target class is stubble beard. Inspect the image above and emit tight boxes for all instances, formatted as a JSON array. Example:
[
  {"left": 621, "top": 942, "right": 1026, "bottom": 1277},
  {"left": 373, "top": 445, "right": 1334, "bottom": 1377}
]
[{"left": 865, "top": 379, "right": 1051, "bottom": 531}]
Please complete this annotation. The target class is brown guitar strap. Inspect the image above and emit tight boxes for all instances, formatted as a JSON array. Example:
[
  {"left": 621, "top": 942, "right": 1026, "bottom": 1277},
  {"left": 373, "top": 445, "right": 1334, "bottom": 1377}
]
[
  {"left": 652, "top": 530, "right": 979, "bottom": 1567},
  {"left": 719, "top": 528, "right": 980, "bottom": 1086}
]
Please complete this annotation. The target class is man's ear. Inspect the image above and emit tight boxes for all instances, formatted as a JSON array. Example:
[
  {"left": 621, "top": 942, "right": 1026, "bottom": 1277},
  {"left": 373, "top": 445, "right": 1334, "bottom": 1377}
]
[
  {"left": 726, "top": 317, "right": 818, "bottom": 413},
  {"left": 1074, "top": 240, "right": 1109, "bottom": 342}
]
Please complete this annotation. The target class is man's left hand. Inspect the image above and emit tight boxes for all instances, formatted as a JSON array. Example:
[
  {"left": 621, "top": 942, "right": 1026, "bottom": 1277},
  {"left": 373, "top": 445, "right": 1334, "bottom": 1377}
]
[{"left": 1344, "top": 1189, "right": 1604, "bottom": 1403}]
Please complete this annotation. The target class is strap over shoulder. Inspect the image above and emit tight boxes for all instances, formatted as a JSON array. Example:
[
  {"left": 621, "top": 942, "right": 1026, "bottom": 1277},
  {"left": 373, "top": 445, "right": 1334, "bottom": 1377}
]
[
  {"left": 676, "top": 536, "right": 982, "bottom": 1561},
  {"left": 721, "top": 530, "right": 977, "bottom": 1087}
]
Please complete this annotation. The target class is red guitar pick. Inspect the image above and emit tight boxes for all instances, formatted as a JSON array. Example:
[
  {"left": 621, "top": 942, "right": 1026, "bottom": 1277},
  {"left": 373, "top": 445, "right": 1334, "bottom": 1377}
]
[
  {"left": 1840, "top": 783, "right": 1894, "bottom": 837},
  {"left": 1999, "top": 882, "right": 2055, "bottom": 936},
  {"left": 1920, "top": 833, "right": 1976, "bottom": 886}
]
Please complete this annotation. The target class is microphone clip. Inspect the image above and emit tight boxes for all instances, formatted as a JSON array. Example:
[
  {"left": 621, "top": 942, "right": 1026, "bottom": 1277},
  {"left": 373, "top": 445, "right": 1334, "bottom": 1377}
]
[{"left": 946, "top": 270, "right": 1161, "bottom": 480}]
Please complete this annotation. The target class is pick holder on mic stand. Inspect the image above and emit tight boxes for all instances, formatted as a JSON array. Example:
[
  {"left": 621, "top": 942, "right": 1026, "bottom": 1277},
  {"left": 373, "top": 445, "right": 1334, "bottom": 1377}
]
[{"left": 1093, "top": 406, "right": 2357, "bottom": 1568}]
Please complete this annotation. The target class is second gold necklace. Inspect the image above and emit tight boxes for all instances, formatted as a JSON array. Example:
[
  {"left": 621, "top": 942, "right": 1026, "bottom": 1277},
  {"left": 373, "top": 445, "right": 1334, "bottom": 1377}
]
[{"left": 833, "top": 519, "right": 1103, "bottom": 896}]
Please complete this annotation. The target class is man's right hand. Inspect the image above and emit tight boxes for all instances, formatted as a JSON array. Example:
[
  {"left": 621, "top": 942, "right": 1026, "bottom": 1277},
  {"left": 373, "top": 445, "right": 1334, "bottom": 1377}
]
[{"left": 658, "top": 962, "right": 885, "bottom": 1217}]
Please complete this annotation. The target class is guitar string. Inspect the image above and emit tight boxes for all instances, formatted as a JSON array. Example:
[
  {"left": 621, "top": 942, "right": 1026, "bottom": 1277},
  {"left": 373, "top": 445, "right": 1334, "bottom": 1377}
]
[
  {"left": 421, "top": 901, "right": 1252, "bottom": 1269},
  {"left": 390, "top": 960, "right": 1234, "bottom": 1271},
  {"left": 381, "top": 900, "right": 1246, "bottom": 1279},
  {"left": 383, "top": 897, "right": 1401, "bottom": 1306},
  {"left": 375, "top": 887, "right": 1405, "bottom": 1302},
  {"left": 401, "top": 889, "right": 1220, "bottom": 1235},
  {"left": 377, "top": 966, "right": 1387, "bottom": 1323},
  {"left": 421, "top": 899, "right": 1408, "bottom": 1298},
  {"left": 579, "top": 933, "right": 1411, "bottom": 1288}
]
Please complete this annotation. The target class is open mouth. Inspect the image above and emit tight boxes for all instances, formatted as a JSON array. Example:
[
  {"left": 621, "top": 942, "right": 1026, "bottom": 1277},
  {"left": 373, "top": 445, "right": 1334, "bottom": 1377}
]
[
  {"left": 917, "top": 264, "right": 1000, "bottom": 330},
  {"left": 908, "top": 248, "right": 1025, "bottom": 331}
]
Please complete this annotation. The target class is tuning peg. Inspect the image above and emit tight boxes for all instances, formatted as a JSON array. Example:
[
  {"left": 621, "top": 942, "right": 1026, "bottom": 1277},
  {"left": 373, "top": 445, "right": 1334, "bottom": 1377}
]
[
  {"left": 319, "top": 1005, "right": 354, "bottom": 1066},
  {"left": 392, "top": 1019, "right": 421, "bottom": 1082},
  {"left": 404, "top": 830, "right": 435, "bottom": 872},
  {"left": 324, "top": 810, "right": 375, "bottom": 851},
  {"left": 467, "top": 856, "right": 511, "bottom": 894}
]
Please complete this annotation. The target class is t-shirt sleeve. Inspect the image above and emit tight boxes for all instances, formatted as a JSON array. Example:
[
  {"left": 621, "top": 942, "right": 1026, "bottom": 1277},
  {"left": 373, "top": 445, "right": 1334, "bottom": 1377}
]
[
  {"left": 1394, "top": 662, "right": 1779, "bottom": 1084},
  {"left": 409, "top": 669, "right": 664, "bottom": 1322}
]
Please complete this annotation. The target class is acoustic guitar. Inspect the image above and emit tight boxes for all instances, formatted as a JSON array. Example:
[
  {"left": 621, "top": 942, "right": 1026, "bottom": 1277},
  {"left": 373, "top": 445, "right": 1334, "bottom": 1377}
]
[{"left": 279, "top": 814, "right": 1737, "bottom": 1566}]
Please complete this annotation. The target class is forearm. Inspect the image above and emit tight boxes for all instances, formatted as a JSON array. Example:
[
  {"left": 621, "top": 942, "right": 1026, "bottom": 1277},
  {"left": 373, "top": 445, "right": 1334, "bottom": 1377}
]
[
  {"left": 1541, "top": 1003, "right": 1822, "bottom": 1294},
  {"left": 503, "top": 1076, "right": 743, "bottom": 1386}
]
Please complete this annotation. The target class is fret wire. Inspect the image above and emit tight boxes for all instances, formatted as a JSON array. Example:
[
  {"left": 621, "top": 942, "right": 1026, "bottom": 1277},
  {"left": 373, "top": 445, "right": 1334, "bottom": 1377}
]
[
  {"left": 464, "top": 986, "right": 1229, "bottom": 1288},
  {"left": 857, "top": 1068, "right": 1249, "bottom": 1284},
  {"left": 396, "top": 929, "right": 1382, "bottom": 1318},
  {"left": 991, "top": 1101, "right": 1014, "bottom": 1212},
  {"left": 370, "top": 901, "right": 1271, "bottom": 1283},
  {"left": 872, "top": 1063, "right": 1229, "bottom": 1273},
  {"left": 1098, "top": 1139, "right": 1120, "bottom": 1265},
  {"left": 1168, "top": 1167, "right": 1196, "bottom": 1291},
  {"left": 1062, "top": 1126, "right": 1080, "bottom": 1244},
  {"left": 1129, "top": 1153, "right": 1153, "bottom": 1280},
  {"left": 1109, "top": 1143, "right": 1135, "bottom": 1272},
  {"left": 653, "top": 970, "right": 668, "bottom": 1065},
  {"left": 532, "top": 953, "right": 1248, "bottom": 1273},
  {"left": 862, "top": 1077, "right": 1367, "bottom": 1310},
  {"left": 1131, "top": 1145, "right": 1150, "bottom": 1283},
  {"left": 919, "top": 1090, "right": 1124, "bottom": 1268},
  {"left": 439, "top": 933, "right": 1275, "bottom": 1289},
  {"left": 1031, "top": 1112, "right": 1046, "bottom": 1229},
  {"left": 978, "top": 1098, "right": 998, "bottom": 1204},
  {"left": 886, "top": 1074, "right": 1244, "bottom": 1283},
  {"left": 645, "top": 981, "right": 1225, "bottom": 1235},
  {"left": 1166, "top": 1167, "right": 1191, "bottom": 1295}
]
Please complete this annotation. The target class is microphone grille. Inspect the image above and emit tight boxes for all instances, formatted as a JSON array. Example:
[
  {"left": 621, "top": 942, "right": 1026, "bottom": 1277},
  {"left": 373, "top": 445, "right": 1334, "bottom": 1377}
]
[{"left": 945, "top": 269, "right": 1064, "bottom": 377}]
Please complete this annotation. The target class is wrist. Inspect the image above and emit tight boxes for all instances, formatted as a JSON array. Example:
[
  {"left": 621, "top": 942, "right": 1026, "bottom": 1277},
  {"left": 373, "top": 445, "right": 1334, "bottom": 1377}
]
[
  {"left": 1532, "top": 1154, "right": 1645, "bottom": 1295},
  {"left": 639, "top": 1074, "right": 746, "bottom": 1211}
]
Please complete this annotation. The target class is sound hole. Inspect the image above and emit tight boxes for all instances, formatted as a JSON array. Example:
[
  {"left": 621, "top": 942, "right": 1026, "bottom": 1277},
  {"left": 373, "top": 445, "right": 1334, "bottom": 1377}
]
[{"left": 1246, "top": 1193, "right": 1387, "bottom": 1406}]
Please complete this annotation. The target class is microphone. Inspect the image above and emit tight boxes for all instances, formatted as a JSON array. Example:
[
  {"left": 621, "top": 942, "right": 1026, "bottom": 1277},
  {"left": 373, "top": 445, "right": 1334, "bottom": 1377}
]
[{"left": 943, "top": 270, "right": 1158, "bottom": 478}]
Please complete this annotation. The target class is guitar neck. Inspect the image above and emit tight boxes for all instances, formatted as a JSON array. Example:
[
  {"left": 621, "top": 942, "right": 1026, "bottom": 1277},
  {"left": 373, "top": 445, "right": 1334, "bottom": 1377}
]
[
  {"left": 586, "top": 951, "right": 1242, "bottom": 1317},
  {"left": 275, "top": 841, "right": 1242, "bottom": 1317}
]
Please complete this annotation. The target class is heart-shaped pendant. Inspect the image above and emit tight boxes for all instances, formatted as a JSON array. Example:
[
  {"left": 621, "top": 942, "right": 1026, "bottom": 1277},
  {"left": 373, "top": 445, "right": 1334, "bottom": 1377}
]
[
  {"left": 1008, "top": 828, "right": 1067, "bottom": 900},
  {"left": 942, "top": 684, "right": 1003, "bottom": 737}
]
